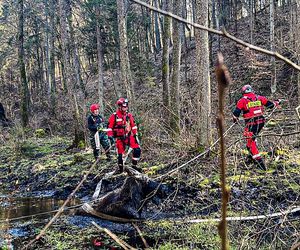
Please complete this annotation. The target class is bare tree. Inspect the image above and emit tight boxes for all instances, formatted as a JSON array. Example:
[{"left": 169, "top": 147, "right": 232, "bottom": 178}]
[
  {"left": 161, "top": 0, "right": 171, "bottom": 121},
  {"left": 291, "top": 0, "right": 300, "bottom": 103},
  {"left": 270, "top": 0, "right": 277, "bottom": 94},
  {"left": 18, "top": 0, "right": 30, "bottom": 127},
  {"left": 44, "top": 0, "right": 57, "bottom": 116},
  {"left": 58, "top": 0, "right": 85, "bottom": 148},
  {"left": 95, "top": 4, "right": 105, "bottom": 114},
  {"left": 296, "top": 0, "right": 300, "bottom": 104},
  {"left": 194, "top": 0, "right": 212, "bottom": 147},
  {"left": 117, "top": 0, "right": 134, "bottom": 101},
  {"left": 169, "top": 0, "right": 182, "bottom": 135}
]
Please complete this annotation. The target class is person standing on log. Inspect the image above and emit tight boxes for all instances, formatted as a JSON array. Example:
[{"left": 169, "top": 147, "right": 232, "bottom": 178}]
[
  {"left": 232, "top": 85, "right": 281, "bottom": 170},
  {"left": 107, "top": 98, "right": 141, "bottom": 173},
  {"left": 87, "top": 103, "right": 111, "bottom": 161}
]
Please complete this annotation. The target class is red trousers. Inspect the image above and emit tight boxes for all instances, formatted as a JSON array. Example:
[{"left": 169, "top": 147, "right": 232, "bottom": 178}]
[
  {"left": 116, "top": 135, "right": 141, "bottom": 166},
  {"left": 243, "top": 117, "right": 265, "bottom": 160},
  {"left": 116, "top": 135, "right": 140, "bottom": 154}
]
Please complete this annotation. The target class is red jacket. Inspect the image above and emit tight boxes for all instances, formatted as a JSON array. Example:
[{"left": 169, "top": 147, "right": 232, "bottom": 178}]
[
  {"left": 107, "top": 110, "right": 138, "bottom": 138},
  {"left": 233, "top": 92, "right": 275, "bottom": 120}
]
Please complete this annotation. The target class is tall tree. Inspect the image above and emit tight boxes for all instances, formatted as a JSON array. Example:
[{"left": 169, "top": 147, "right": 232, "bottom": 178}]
[
  {"left": 297, "top": 1, "right": 300, "bottom": 104},
  {"left": 194, "top": 0, "right": 212, "bottom": 147},
  {"left": 58, "top": 0, "right": 72, "bottom": 93},
  {"left": 18, "top": 0, "right": 30, "bottom": 127},
  {"left": 161, "top": 0, "right": 171, "bottom": 121},
  {"left": 291, "top": 0, "right": 300, "bottom": 103},
  {"left": 44, "top": 0, "right": 57, "bottom": 115},
  {"left": 169, "top": 0, "right": 182, "bottom": 135},
  {"left": 66, "top": 0, "right": 86, "bottom": 96},
  {"left": 49, "top": 0, "right": 57, "bottom": 115},
  {"left": 117, "top": 0, "right": 134, "bottom": 101},
  {"left": 249, "top": 0, "right": 254, "bottom": 44},
  {"left": 95, "top": 4, "right": 105, "bottom": 114},
  {"left": 153, "top": 0, "right": 162, "bottom": 52},
  {"left": 270, "top": 0, "right": 277, "bottom": 94},
  {"left": 58, "top": 0, "right": 85, "bottom": 148}
]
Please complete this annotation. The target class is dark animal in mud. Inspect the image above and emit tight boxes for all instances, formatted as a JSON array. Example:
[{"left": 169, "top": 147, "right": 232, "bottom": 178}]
[{"left": 77, "top": 168, "right": 169, "bottom": 220}]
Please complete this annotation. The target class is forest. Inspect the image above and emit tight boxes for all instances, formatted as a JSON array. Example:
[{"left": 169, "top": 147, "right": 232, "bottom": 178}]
[{"left": 0, "top": 0, "right": 300, "bottom": 249}]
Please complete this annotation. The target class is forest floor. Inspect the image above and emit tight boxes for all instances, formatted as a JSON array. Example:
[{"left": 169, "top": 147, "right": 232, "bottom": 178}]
[{"left": 0, "top": 117, "right": 299, "bottom": 249}]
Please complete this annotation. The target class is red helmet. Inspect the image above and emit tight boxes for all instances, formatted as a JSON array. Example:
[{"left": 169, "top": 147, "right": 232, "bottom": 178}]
[
  {"left": 90, "top": 103, "right": 100, "bottom": 112},
  {"left": 241, "top": 84, "right": 253, "bottom": 94},
  {"left": 116, "top": 98, "right": 128, "bottom": 107}
]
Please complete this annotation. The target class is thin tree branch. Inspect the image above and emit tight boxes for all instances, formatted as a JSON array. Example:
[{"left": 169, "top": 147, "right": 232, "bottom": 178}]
[
  {"left": 92, "top": 221, "right": 137, "bottom": 250},
  {"left": 216, "top": 52, "right": 231, "bottom": 250},
  {"left": 132, "top": 223, "right": 150, "bottom": 248}
]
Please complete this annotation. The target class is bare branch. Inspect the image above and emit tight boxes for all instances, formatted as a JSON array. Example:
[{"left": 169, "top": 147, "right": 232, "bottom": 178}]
[
  {"left": 130, "top": 0, "right": 300, "bottom": 72},
  {"left": 216, "top": 52, "right": 231, "bottom": 250},
  {"left": 92, "top": 221, "right": 137, "bottom": 250}
]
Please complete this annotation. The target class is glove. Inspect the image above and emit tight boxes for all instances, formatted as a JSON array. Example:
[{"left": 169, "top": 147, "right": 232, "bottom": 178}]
[
  {"left": 232, "top": 115, "right": 239, "bottom": 124},
  {"left": 97, "top": 123, "right": 104, "bottom": 132}
]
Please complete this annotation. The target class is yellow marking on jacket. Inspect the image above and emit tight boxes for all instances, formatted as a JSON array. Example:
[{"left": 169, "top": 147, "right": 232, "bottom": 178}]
[{"left": 247, "top": 100, "right": 262, "bottom": 108}]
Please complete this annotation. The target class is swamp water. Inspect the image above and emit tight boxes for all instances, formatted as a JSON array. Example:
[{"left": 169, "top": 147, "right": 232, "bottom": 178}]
[{"left": 0, "top": 194, "right": 80, "bottom": 248}]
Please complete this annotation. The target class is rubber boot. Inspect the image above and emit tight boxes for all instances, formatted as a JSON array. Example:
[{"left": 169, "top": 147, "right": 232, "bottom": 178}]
[
  {"left": 93, "top": 150, "right": 99, "bottom": 161},
  {"left": 245, "top": 154, "right": 254, "bottom": 165},
  {"left": 255, "top": 158, "right": 266, "bottom": 170},
  {"left": 114, "top": 164, "right": 123, "bottom": 175},
  {"left": 106, "top": 153, "right": 111, "bottom": 162}
]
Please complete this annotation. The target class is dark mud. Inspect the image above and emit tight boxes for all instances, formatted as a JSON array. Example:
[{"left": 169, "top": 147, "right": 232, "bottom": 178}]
[{"left": 0, "top": 136, "right": 299, "bottom": 249}]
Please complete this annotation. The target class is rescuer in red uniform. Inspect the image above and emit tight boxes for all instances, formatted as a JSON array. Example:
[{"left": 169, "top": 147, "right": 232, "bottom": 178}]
[
  {"left": 107, "top": 98, "right": 141, "bottom": 173},
  {"left": 232, "top": 85, "right": 280, "bottom": 170}
]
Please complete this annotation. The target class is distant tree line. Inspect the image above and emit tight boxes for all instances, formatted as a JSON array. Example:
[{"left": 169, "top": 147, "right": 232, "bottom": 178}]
[{"left": 0, "top": 0, "right": 299, "bottom": 147}]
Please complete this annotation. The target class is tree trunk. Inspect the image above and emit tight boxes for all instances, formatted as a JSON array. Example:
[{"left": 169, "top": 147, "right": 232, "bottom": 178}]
[
  {"left": 58, "top": 0, "right": 72, "bottom": 92},
  {"left": 161, "top": 0, "right": 171, "bottom": 123},
  {"left": 49, "top": 0, "right": 57, "bottom": 116},
  {"left": 95, "top": 5, "right": 105, "bottom": 114},
  {"left": 117, "top": 0, "right": 134, "bottom": 102},
  {"left": 250, "top": 0, "right": 254, "bottom": 44},
  {"left": 270, "top": 0, "right": 277, "bottom": 94},
  {"left": 33, "top": 16, "right": 44, "bottom": 97},
  {"left": 66, "top": 1, "right": 86, "bottom": 97},
  {"left": 58, "top": 0, "right": 85, "bottom": 148},
  {"left": 154, "top": 0, "right": 162, "bottom": 52},
  {"left": 18, "top": 0, "right": 30, "bottom": 128},
  {"left": 212, "top": 0, "right": 217, "bottom": 28},
  {"left": 169, "top": 0, "right": 182, "bottom": 136},
  {"left": 234, "top": 0, "right": 239, "bottom": 59},
  {"left": 292, "top": 0, "right": 300, "bottom": 104},
  {"left": 44, "top": 0, "right": 57, "bottom": 116},
  {"left": 194, "top": 0, "right": 212, "bottom": 147}
]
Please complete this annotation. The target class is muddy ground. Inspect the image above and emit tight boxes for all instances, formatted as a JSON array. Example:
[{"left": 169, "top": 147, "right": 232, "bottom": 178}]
[{"left": 0, "top": 131, "right": 299, "bottom": 249}]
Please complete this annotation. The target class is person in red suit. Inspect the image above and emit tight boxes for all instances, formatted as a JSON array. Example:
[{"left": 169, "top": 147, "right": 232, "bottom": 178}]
[
  {"left": 107, "top": 98, "right": 141, "bottom": 173},
  {"left": 232, "top": 85, "right": 280, "bottom": 170}
]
